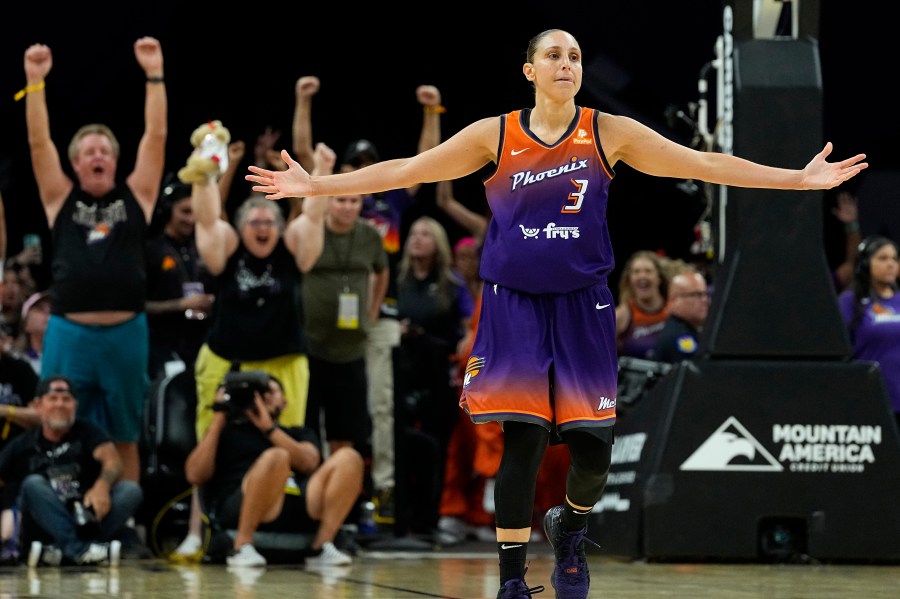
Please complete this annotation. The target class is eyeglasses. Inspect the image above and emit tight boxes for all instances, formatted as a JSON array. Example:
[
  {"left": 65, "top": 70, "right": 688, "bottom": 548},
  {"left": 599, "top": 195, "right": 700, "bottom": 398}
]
[
  {"left": 246, "top": 219, "right": 277, "bottom": 229},
  {"left": 676, "top": 291, "right": 710, "bottom": 300}
]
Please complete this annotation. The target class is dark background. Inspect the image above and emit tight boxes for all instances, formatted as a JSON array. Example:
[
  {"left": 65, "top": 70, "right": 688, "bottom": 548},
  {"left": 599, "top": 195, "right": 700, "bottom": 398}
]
[{"left": 0, "top": 2, "right": 894, "bottom": 293}]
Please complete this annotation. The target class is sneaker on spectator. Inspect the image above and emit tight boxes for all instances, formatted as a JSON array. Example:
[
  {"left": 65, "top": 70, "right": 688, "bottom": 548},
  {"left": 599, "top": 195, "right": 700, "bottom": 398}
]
[
  {"left": 27, "top": 541, "right": 63, "bottom": 568},
  {"left": 0, "top": 538, "right": 20, "bottom": 564},
  {"left": 78, "top": 541, "right": 121, "bottom": 567},
  {"left": 543, "top": 506, "right": 598, "bottom": 599},
  {"left": 226, "top": 543, "right": 266, "bottom": 568},
  {"left": 437, "top": 515, "right": 472, "bottom": 542},
  {"left": 305, "top": 541, "right": 352, "bottom": 567},
  {"left": 170, "top": 533, "right": 204, "bottom": 563}
]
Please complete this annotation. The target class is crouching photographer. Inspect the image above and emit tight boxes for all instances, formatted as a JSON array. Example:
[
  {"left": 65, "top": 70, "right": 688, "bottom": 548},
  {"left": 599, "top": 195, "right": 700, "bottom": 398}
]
[{"left": 185, "top": 371, "right": 364, "bottom": 567}]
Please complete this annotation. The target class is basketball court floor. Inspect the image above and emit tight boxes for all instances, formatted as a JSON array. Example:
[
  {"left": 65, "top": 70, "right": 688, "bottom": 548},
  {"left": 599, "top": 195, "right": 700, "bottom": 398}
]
[{"left": 2, "top": 539, "right": 897, "bottom": 598}]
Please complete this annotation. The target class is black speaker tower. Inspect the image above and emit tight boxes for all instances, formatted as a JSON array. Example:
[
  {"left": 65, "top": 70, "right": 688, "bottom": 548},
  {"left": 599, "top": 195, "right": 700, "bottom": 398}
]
[{"left": 703, "top": 35, "right": 849, "bottom": 358}]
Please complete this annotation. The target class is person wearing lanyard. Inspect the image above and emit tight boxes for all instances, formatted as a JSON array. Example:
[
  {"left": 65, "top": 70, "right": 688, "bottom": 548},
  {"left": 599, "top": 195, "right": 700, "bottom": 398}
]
[
  {"left": 145, "top": 179, "right": 215, "bottom": 380},
  {"left": 301, "top": 190, "right": 388, "bottom": 458}
]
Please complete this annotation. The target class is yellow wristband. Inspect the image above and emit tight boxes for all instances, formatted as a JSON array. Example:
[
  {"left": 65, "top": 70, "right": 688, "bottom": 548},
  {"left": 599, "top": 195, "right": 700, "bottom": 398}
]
[
  {"left": 14, "top": 81, "right": 45, "bottom": 102},
  {"left": 1, "top": 406, "right": 13, "bottom": 440},
  {"left": 424, "top": 105, "right": 446, "bottom": 115}
]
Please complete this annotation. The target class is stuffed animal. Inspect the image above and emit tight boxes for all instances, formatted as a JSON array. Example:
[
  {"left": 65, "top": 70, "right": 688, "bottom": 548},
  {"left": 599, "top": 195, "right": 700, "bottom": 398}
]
[{"left": 177, "top": 120, "right": 231, "bottom": 184}]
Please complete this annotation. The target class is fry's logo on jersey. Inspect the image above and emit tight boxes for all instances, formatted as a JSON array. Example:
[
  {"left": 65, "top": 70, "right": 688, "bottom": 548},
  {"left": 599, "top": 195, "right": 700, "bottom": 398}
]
[
  {"left": 573, "top": 128, "right": 593, "bottom": 144},
  {"left": 463, "top": 356, "right": 486, "bottom": 389},
  {"left": 510, "top": 156, "right": 588, "bottom": 191},
  {"left": 519, "top": 223, "right": 581, "bottom": 239}
]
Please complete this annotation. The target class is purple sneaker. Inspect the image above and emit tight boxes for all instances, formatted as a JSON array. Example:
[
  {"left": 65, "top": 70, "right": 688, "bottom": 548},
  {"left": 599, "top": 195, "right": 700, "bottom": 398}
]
[
  {"left": 543, "top": 505, "right": 599, "bottom": 599},
  {"left": 496, "top": 572, "right": 545, "bottom": 598},
  {"left": 0, "top": 538, "right": 19, "bottom": 564}
]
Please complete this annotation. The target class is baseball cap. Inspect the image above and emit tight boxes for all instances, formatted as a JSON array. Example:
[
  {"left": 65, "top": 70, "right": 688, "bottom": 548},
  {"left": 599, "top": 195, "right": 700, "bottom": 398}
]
[
  {"left": 343, "top": 139, "right": 380, "bottom": 167},
  {"left": 35, "top": 375, "right": 76, "bottom": 398},
  {"left": 21, "top": 290, "right": 51, "bottom": 322},
  {"left": 159, "top": 179, "right": 192, "bottom": 204}
]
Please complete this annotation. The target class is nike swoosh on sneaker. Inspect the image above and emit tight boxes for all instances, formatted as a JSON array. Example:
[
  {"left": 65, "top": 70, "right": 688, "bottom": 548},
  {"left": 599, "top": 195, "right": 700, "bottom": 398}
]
[
  {"left": 510, "top": 148, "right": 529, "bottom": 156},
  {"left": 500, "top": 544, "right": 523, "bottom": 550},
  {"left": 596, "top": 303, "right": 610, "bottom": 310}
]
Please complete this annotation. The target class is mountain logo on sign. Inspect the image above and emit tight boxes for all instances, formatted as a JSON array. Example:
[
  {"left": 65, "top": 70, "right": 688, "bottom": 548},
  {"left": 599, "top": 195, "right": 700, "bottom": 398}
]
[{"left": 680, "top": 416, "right": 783, "bottom": 472}]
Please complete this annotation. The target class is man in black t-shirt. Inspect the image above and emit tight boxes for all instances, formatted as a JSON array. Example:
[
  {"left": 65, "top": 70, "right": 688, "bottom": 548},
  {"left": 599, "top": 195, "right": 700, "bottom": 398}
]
[
  {"left": 0, "top": 375, "right": 143, "bottom": 566},
  {"left": 185, "top": 373, "right": 363, "bottom": 568},
  {"left": 22, "top": 38, "right": 167, "bottom": 484}
]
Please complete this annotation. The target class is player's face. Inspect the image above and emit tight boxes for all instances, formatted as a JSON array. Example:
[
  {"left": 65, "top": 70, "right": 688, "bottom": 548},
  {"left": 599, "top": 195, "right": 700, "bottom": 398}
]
[{"left": 527, "top": 31, "right": 582, "bottom": 98}]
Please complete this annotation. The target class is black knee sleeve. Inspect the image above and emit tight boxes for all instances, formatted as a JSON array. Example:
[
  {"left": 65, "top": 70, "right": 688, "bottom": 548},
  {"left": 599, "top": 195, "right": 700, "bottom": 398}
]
[
  {"left": 494, "top": 421, "right": 549, "bottom": 529},
  {"left": 564, "top": 430, "right": 612, "bottom": 507}
]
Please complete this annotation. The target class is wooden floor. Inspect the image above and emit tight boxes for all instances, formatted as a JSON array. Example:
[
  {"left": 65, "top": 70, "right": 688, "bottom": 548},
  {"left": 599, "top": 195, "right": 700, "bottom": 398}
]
[{"left": 2, "top": 541, "right": 899, "bottom": 599}]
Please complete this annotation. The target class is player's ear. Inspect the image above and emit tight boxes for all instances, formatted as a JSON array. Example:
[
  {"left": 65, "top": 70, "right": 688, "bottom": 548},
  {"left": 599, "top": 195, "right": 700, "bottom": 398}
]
[{"left": 523, "top": 63, "right": 535, "bottom": 82}]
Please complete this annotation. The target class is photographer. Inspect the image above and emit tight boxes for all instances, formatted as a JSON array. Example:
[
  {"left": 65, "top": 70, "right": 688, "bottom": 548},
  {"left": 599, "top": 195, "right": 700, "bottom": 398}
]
[
  {"left": 184, "top": 372, "right": 363, "bottom": 568},
  {"left": 0, "top": 375, "right": 142, "bottom": 566}
]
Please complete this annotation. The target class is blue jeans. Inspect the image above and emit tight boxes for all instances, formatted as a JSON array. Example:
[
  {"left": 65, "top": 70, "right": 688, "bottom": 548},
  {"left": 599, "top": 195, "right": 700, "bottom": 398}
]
[{"left": 18, "top": 474, "right": 143, "bottom": 561}]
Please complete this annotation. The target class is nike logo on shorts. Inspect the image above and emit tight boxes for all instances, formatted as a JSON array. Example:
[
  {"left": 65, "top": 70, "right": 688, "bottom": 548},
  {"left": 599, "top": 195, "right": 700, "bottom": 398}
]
[
  {"left": 511, "top": 148, "right": 529, "bottom": 156},
  {"left": 500, "top": 544, "right": 523, "bottom": 550},
  {"left": 596, "top": 303, "right": 610, "bottom": 310}
]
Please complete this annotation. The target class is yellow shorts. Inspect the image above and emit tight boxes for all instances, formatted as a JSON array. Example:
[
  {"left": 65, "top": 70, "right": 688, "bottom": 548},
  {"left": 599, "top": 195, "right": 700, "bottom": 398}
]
[{"left": 194, "top": 343, "right": 310, "bottom": 439}]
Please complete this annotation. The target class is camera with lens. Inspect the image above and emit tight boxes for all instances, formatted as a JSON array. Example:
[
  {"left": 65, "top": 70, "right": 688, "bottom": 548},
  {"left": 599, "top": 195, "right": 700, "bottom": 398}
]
[{"left": 213, "top": 370, "right": 271, "bottom": 423}]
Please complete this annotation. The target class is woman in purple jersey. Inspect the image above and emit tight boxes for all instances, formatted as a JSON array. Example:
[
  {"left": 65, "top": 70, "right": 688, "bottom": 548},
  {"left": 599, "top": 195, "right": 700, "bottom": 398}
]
[
  {"left": 838, "top": 236, "right": 900, "bottom": 426},
  {"left": 247, "top": 29, "right": 866, "bottom": 599}
]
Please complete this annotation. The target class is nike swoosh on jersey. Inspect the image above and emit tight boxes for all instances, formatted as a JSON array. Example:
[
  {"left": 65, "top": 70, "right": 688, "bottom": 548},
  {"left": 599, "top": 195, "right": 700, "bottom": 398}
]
[
  {"left": 596, "top": 303, "right": 610, "bottom": 310},
  {"left": 510, "top": 148, "right": 529, "bottom": 156},
  {"left": 500, "top": 544, "right": 523, "bottom": 550}
]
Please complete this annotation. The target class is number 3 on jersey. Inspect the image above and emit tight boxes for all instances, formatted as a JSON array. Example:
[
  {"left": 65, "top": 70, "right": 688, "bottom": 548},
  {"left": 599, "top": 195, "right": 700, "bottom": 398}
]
[{"left": 562, "top": 178, "right": 588, "bottom": 213}]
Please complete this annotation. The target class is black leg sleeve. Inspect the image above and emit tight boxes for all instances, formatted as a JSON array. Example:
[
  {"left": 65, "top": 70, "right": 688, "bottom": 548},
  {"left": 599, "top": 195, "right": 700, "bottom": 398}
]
[
  {"left": 494, "top": 421, "right": 549, "bottom": 529},
  {"left": 564, "top": 430, "right": 613, "bottom": 507}
]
